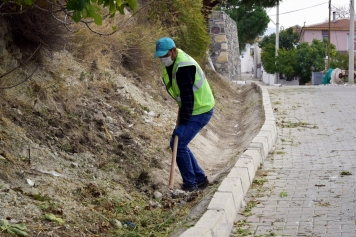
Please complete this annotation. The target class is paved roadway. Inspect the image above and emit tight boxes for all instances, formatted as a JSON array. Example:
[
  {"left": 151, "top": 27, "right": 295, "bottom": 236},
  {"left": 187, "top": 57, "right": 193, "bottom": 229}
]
[{"left": 231, "top": 84, "right": 356, "bottom": 237}]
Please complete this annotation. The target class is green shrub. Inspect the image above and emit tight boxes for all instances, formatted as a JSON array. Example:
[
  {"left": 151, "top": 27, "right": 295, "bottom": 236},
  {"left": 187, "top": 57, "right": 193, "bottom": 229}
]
[{"left": 143, "top": 0, "right": 210, "bottom": 63}]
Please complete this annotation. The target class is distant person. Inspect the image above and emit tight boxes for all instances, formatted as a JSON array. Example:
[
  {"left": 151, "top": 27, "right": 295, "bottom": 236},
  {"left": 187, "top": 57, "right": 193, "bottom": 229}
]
[{"left": 153, "top": 37, "right": 215, "bottom": 192}]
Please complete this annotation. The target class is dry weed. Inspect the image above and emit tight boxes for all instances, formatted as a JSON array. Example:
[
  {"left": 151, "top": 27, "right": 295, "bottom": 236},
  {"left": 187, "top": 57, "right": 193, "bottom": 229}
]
[{"left": 67, "top": 13, "right": 167, "bottom": 78}]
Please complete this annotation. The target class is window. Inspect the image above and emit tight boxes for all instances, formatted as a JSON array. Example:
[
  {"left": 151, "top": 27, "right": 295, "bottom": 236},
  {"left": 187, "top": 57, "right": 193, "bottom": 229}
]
[{"left": 322, "top": 30, "right": 328, "bottom": 41}]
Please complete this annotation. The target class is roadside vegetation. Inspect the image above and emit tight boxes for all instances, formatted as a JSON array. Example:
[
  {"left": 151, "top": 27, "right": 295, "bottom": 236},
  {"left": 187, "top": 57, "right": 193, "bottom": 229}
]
[
  {"left": 259, "top": 27, "right": 355, "bottom": 85},
  {"left": 0, "top": 0, "right": 278, "bottom": 236}
]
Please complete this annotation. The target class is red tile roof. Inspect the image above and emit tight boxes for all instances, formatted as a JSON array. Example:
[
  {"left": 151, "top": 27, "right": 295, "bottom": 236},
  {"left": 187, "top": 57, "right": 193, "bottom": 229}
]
[{"left": 303, "top": 18, "right": 355, "bottom": 31}]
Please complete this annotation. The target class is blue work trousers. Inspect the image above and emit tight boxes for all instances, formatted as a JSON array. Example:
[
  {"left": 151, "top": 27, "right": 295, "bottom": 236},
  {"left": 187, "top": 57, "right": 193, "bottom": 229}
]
[{"left": 170, "top": 109, "right": 214, "bottom": 188}]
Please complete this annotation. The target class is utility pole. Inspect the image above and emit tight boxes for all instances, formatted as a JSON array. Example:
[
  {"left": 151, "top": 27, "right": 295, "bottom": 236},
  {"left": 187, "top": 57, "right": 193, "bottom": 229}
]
[
  {"left": 275, "top": 0, "right": 279, "bottom": 84},
  {"left": 327, "top": 0, "right": 331, "bottom": 69},
  {"left": 254, "top": 41, "right": 257, "bottom": 78},
  {"left": 349, "top": 0, "right": 355, "bottom": 84}
]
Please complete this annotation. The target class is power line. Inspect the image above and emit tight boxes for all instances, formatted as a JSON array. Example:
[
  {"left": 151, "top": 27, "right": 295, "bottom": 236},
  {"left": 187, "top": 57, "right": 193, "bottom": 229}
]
[{"left": 269, "top": 2, "right": 328, "bottom": 16}]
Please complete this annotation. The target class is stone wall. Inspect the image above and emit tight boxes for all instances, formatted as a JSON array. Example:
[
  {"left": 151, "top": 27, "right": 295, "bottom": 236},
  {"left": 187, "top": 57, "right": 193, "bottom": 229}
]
[{"left": 208, "top": 11, "right": 240, "bottom": 80}]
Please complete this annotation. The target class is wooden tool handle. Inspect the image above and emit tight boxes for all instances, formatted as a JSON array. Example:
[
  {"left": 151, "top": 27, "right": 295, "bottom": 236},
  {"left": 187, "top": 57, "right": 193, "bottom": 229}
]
[{"left": 169, "top": 135, "right": 179, "bottom": 189}]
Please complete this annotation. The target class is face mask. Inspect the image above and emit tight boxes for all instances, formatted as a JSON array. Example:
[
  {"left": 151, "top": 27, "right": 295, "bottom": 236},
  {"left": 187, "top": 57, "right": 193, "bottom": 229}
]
[{"left": 161, "top": 56, "right": 174, "bottom": 67}]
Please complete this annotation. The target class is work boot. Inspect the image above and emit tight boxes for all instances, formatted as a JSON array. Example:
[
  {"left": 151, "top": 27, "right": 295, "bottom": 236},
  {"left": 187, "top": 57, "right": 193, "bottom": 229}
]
[
  {"left": 197, "top": 177, "right": 209, "bottom": 190},
  {"left": 181, "top": 184, "right": 198, "bottom": 192}
]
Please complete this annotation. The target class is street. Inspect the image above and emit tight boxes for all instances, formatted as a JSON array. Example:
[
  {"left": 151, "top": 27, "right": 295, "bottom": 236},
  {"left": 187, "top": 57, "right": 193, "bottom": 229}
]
[{"left": 231, "top": 85, "right": 356, "bottom": 237}]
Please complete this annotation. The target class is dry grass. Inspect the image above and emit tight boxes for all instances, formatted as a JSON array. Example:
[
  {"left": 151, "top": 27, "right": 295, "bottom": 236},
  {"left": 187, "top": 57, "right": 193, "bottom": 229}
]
[
  {"left": 0, "top": 6, "right": 264, "bottom": 236},
  {"left": 66, "top": 13, "right": 168, "bottom": 78}
]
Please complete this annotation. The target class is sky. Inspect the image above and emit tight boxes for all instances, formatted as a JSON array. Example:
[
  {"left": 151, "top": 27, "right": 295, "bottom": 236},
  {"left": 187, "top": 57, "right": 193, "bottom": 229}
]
[{"left": 265, "top": 0, "right": 350, "bottom": 35}]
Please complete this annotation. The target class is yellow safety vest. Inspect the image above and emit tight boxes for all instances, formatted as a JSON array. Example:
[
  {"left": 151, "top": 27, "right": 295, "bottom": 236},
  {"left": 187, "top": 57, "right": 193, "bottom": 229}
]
[{"left": 162, "top": 49, "right": 215, "bottom": 115}]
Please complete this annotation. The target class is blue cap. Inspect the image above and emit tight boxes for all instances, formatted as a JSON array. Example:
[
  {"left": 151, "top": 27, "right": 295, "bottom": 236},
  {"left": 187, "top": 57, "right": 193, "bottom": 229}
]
[{"left": 154, "top": 37, "right": 176, "bottom": 58}]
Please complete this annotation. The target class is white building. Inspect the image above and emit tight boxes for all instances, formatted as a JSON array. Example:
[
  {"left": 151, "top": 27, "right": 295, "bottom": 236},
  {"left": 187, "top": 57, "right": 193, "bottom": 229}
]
[
  {"left": 240, "top": 43, "right": 262, "bottom": 78},
  {"left": 240, "top": 44, "right": 254, "bottom": 73}
]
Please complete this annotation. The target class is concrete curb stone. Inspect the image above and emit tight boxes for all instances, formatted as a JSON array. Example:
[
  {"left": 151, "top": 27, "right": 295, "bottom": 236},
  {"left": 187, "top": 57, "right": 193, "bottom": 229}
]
[
  {"left": 227, "top": 167, "right": 251, "bottom": 194},
  {"left": 179, "top": 82, "right": 276, "bottom": 237}
]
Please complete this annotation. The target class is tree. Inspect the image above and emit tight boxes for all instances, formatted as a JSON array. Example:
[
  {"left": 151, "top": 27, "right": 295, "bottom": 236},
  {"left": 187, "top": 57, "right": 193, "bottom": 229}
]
[
  {"left": 216, "top": 0, "right": 277, "bottom": 52},
  {"left": 332, "top": 5, "right": 349, "bottom": 19},
  {"left": 204, "top": 0, "right": 282, "bottom": 10},
  {"left": 1, "top": 0, "right": 139, "bottom": 26},
  {"left": 260, "top": 27, "right": 337, "bottom": 84},
  {"left": 259, "top": 27, "right": 300, "bottom": 50},
  {"left": 262, "top": 47, "right": 297, "bottom": 78},
  {"left": 66, "top": 0, "right": 139, "bottom": 24},
  {"left": 225, "top": 5, "right": 269, "bottom": 51},
  {"left": 330, "top": 52, "right": 356, "bottom": 70},
  {"left": 295, "top": 39, "right": 336, "bottom": 84},
  {"left": 202, "top": 0, "right": 282, "bottom": 18},
  {"left": 261, "top": 43, "right": 277, "bottom": 74},
  {"left": 260, "top": 27, "right": 299, "bottom": 77},
  {"left": 275, "top": 48, "right": 297, "bottom": 78}
]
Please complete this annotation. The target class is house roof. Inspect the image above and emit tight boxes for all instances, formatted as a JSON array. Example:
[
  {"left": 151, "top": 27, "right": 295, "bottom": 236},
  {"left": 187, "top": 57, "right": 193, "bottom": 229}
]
[{"left": 303, "top": 18, "right": 355, "bottom": 31}]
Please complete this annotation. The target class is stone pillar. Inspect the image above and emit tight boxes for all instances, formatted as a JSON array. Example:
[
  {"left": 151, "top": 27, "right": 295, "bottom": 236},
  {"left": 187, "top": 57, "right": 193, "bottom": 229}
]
[{"left": 208, "top": 11, "right": 240, "bottom": 80}]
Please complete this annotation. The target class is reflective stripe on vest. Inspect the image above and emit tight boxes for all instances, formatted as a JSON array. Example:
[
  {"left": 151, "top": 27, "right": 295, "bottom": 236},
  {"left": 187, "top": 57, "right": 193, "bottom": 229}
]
[{"left": 161, "top": 48, "right": 215, "bottom": 115}]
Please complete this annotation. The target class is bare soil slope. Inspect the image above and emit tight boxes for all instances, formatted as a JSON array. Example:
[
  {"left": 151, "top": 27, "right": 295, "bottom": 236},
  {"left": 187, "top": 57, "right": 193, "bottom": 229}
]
[{"left": 0, "top": 43, "right": 263, "bottom": 236}]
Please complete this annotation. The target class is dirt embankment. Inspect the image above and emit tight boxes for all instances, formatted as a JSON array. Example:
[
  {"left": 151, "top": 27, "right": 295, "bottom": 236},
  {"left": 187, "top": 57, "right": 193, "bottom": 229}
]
[{"left": 0, "top": 33, "right": 263, "bottom": 237}]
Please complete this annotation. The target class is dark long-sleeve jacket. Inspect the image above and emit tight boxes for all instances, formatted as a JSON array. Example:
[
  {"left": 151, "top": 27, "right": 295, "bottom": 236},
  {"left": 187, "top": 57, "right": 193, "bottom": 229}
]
[{"left": 166, "top": 64, "right": 195, "bottom": 126}]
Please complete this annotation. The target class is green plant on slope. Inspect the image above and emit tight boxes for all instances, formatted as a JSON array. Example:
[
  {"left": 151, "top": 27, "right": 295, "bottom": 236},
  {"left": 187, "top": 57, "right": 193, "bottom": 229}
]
[
  {"left": 1, "top": 0, "right": 139, "bottom": 25},
  {"left": 145, "top": 0, "right": 210, "bottom": 62},
  {"left": 0, "top": 219, "right": 28, "bottom": 236}
]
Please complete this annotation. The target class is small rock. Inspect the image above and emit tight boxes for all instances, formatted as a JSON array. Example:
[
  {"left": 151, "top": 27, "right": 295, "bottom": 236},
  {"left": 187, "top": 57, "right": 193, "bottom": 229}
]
[
  {"left": 94, "top": 112, "right": 104, "bottom": 121},
  {"left": 149, "top": 200, "right": 159, "bottom": 208},
  {"left": 177, "top": 200, "right": 186, "bottom": 206},
  {"left": 125, "top": 193, "right": 133, "bottom": 201},
  {"left": 171, "top": 189, "right": 187, "bottom": 198},
  {"left": 105, "top": 116, "right": 113, "bottom": 123},
  {"left": 71, "top": 162, "right": 79, "bottom": 168},
  {"left": 144, "top": 118, "right": 152, "bottom": 123},
  {"left": 140, "top": 186, "right": 149, "bottom": 192},
  {"left": 26, "top": 179, "right": 34, "bottom": 187},
  {"left": 113, "top": 219, "right": 122, "bottom": 229},
  {"left": 153, "top": 191, "right": 162, "bottom": 200},
  {"left": 9, "top": 219, "right": 20, "bottom": 224},
  {"left": 103, "top": 102, "right": 112, "bottom": 109},
  {"left": 12, "top": 108, "right": 23, "bottom": 115}
]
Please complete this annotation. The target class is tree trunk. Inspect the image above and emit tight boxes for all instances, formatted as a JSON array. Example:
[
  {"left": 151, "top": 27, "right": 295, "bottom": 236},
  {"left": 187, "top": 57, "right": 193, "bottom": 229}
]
[{"left": 202, "top": 0, "right": 223, "bottom": 18}]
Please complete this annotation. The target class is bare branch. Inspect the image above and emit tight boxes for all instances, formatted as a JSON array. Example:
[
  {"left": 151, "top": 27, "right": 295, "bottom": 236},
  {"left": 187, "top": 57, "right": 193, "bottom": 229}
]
[
  {"left": 0, "top": 1, "right": 33, "bottom": 15},
  {"left": 0, "top": 8, "right": 31, "bottom": 15},
  {"left": 0, "top": 65, "right": 39, "bottom": 89},
  {"left": 50, "top": 4, "right": 72, "bottom": 25},
  {"left": 81, "top": 21, "right": 118, "bottom": 36},
  {"left": 33, "top": 3, "right": 49, "bottom": 12},
  {"left": 0, "top": 44, "right": 41, "bottom": 79},
  {"left": 332, "top": 5, "right": 349, "bottom": 19},
  {"left": 64, "top": 23, "right": 78, "bottom": 32}
]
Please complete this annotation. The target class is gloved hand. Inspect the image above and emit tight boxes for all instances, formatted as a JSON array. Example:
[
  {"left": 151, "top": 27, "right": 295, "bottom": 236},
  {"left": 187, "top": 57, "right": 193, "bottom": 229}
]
[{"left": 172, "top": 125, "right": 186, "bottom": 138}]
